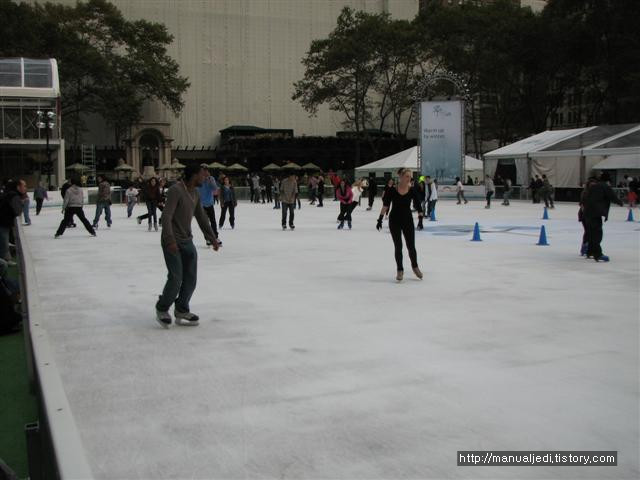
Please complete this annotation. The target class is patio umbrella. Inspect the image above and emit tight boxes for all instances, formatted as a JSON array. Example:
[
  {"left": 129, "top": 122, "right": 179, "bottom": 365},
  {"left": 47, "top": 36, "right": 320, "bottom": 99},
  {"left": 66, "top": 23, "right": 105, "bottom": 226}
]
[
  {"left": 170, "top": 160, "right": 186, "bottom": 169},
  {"left": 114, "top": 163, "right": 134, "bottom": 171},
  {"left": 263, "top": 163, "right": 281, "bottom": 171},
  {"left": 302, "top": 162, "right": 321, "bottom": 171},
  {"left": 66, "top": 163, "right": 89, "bottom": 171},
  {"left": 281, "top": 162, "right": 302, "bottom": 170},
  {"left": 226, "top": 163, "right": 248, "bottom": 172},
  {"left": 208, "top": 161, "right": 226, "bottom": 170}
]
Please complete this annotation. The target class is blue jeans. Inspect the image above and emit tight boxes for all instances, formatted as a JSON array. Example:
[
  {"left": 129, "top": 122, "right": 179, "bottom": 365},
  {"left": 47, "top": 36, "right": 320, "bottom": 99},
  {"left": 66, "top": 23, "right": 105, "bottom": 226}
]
[
  {"left": 127, "top": 200, "right": 136, "bottom": 217},
  {"left": 93, "top": 202, "right": 112, "bottom": 226},
  {"left": 157, "top": 240, "right": 198, "bottom": 313},
  {"left": 23, "top": 198, "right": 31, "bottom": 224}
]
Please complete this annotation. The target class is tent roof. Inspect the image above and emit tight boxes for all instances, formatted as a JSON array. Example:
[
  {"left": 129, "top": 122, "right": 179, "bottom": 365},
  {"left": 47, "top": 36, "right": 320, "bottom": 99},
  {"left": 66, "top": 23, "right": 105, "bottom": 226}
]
[
  {"left": 464, "top": 155, "right": 483, "bottom": 170},
  {"left": 484, "top": 128, "right": 593, "bottom": 159},
  {"left": 355, "top": 147, "right": 417, "bottom": 171},
  {"left": 592, "top": 154, "right": 640, "bottom": 170},
  {"left": 485, "top": 124, "right": 640, "bottom": 159}
]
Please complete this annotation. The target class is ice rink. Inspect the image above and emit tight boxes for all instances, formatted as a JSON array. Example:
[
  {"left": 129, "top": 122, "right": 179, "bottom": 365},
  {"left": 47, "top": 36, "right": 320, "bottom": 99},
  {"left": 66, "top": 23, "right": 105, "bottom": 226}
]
[{"left": 22, "top": 199, "right": 639, "bottom": 479}]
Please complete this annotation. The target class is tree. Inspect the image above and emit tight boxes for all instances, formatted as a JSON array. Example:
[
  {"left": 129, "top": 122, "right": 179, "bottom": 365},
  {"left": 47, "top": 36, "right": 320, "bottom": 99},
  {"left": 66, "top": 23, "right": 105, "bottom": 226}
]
[
  {"left": 0, "top": 0, "right": 190, "bottom": 149},
  {"left": 292, "top": 7, "right": 388, "bottom": 166}
]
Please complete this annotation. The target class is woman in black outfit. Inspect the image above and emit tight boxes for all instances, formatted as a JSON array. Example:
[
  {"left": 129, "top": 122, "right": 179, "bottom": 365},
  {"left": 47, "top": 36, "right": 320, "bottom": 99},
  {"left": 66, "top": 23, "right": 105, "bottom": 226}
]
[{"left": 376, "top": 168, "right": 424, "bottom": 281}]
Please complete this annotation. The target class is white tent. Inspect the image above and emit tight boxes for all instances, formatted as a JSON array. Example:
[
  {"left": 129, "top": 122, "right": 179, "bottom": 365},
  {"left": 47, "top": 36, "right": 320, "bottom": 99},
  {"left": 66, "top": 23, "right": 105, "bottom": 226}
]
[
  {"left": 355, "top": 147, "right": 417, "bottom": 175},
  {"left": 484, "top": 124, "right": 640, "bottom": 187},
  {"left": 592, "top": 154, "right": 640, "bottom": 170},
  {"left": 356, "top": 147, "right": 481, "bottom": 177}
]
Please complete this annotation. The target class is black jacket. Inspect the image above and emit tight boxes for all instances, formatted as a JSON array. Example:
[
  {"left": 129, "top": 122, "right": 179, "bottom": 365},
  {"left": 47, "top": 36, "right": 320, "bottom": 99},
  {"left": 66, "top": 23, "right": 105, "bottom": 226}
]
[
  {"left": 0, "top": 191, "right": 22, "bottom": 228},
  {"left": 583, "top": 181, "right": 623, "bottom": 220}
]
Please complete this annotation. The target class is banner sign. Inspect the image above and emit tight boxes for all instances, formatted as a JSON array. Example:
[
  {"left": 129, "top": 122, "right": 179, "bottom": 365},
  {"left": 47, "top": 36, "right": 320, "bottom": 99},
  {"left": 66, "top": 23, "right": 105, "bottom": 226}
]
[{"left": 419, "top": 100, "right": 464, "bottom": 184}]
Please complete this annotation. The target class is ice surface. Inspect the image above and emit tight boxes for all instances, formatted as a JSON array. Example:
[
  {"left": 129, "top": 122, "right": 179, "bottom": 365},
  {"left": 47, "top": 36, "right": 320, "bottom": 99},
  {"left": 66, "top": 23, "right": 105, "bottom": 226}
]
[{"left": 23, "top": 199, "right": 640, "bottom": 479}]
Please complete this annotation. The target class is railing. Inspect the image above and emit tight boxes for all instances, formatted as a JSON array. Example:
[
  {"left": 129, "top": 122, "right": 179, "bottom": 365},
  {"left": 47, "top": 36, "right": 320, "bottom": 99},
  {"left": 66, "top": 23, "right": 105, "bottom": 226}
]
[{"left": 15, "top": 221, "right": 93, "bottom": 480}]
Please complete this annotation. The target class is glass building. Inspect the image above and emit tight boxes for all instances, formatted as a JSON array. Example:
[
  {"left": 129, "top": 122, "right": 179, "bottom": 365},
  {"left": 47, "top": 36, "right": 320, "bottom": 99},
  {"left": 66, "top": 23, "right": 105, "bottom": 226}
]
[{"left": 0, "top": 58, "right": 65, "bottom": 187}]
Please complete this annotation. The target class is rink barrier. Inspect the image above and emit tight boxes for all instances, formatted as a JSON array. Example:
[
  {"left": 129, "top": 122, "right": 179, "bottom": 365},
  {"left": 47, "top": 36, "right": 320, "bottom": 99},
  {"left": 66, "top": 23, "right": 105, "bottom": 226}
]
[{"left": 15, "top": 221, "right": 93, "bottom": 480}]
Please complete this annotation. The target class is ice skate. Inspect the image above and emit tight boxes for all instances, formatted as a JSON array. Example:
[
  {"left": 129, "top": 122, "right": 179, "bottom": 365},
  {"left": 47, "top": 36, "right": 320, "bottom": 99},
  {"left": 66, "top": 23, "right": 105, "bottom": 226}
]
[
  {"left": 412, "top": 267, "right": 423, "bottom": 279},
  {"left": 155, "top": 308, "right": 172, "bottom": 328},
  {"left": 337, "top": 221, "right": 344, "bottom": 229},
  {"left": 175, "top": 310, "right": 199, "bottom": 326},
  {"left": 396, "top": 270, "right": 403, "bottom": 282}
]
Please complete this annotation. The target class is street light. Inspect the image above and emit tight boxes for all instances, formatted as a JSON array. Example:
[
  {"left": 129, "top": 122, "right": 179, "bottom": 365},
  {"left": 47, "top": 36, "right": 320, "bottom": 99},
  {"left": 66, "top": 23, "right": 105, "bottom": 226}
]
[{"left": 36, "top": 110, "right": 56, "bottom": 187}]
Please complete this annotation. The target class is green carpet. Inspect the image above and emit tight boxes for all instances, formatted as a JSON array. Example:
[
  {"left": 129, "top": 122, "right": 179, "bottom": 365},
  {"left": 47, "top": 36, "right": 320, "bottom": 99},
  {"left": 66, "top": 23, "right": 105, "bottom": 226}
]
[{"left": 0, "top": 265, "right": 37, "bottom": 478}]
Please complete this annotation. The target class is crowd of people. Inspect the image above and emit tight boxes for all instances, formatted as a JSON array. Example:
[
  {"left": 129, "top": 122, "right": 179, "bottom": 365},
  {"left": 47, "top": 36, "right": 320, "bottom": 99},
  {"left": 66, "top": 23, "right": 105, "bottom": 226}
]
[{"left": 0, "top": 164, "right": 635, "bottom": 331}]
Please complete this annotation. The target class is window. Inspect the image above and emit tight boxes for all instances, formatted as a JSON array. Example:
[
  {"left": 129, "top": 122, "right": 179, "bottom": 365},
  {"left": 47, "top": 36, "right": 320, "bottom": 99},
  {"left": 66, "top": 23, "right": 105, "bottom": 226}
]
[
  {"left": 0, "top": 59, "right": 21, "bottom": 87},
  {"left": 23, "top": 59, "right": 52, "bottom": 88}
]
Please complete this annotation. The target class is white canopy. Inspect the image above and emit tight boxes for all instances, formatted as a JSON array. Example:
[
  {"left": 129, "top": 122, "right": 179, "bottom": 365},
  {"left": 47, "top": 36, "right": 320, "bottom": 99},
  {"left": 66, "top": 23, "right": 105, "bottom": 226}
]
[
  {"left": 356, "top": 147, "right": 480, "bottom": 175},
  {"left": 355, "top": 147, "right": 417, "bottom": 172},
  {"left": 484, "top": 128, "right": 594, "bottom": 159},
  {"left": 592, "top": 154, "right": 640, "bottom": 170}
]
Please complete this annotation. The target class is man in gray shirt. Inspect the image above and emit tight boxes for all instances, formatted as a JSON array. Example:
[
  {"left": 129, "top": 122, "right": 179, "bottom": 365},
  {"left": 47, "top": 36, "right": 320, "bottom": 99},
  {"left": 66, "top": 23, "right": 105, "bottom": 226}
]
[
  {"left": 156, "top": 165, "right": 220, "bottom": 328},
  {"left": 280, "top": 171, "right": 297, "bottom": 230}
]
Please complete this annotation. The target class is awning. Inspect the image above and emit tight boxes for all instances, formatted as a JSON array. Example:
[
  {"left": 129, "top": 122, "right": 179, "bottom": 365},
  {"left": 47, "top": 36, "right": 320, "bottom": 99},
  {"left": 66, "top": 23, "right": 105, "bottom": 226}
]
[{"left": 592, "top": 154, "right": 640, "bottom": 170}]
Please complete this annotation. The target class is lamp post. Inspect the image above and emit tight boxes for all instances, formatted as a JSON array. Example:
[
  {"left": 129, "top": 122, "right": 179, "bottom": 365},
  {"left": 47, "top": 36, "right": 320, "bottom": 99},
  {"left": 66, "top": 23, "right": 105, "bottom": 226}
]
[{"left": 36, "top": 110, "right": 56, "bottom": 187}]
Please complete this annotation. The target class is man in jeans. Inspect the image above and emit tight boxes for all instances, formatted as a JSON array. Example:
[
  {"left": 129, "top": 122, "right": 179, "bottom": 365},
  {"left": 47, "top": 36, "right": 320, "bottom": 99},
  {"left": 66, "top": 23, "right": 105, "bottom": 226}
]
[
  {"left": 197, "top": 164, "right": 221, "bottom": 246},
  {"left": 156, "top": 165, "right": 220, "bottom": 328},
  {"left": 92, "top": 175, "right": 112, "bottom": 228},
  {"left": 280, "top": 171, "right": 297, "bottom": 230}
]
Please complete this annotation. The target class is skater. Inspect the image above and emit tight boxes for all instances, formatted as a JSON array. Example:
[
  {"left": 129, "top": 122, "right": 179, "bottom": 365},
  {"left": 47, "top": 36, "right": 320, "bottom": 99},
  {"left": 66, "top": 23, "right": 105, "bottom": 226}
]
[
  {"left": 541, "top": 175, "right": 555, "bottom": 209},
  {"left": 92, "top": 175, "right": 112, "bottom": 228},
  {"left": 273, "top": 176, "right": 281, "bottom": 209},
  {"left": 295, "top": 177, "right": 302, "bottom": 209},
  {"left": 0, "top": 179, "right": 26, "bottom": 261},
  {"left": 125, "top": 184, "right": 139, "bottom": 218},
  {"left": 265, "top": 175, "right": 273, "bottom": 204},
  {"left": 317, "top": 175, "right": 324, "bottom": 207},
  {"left": 350, "top": 180, "right": 363, "bottom": 222},
  {"left": 456, "top": 177, "right": 468, "bottom": 204},
  {"left": 485, "top": 175, "right": 495, "bottom": 208},
  {"left": 376, "top": 168, "right": 424, "bottom": 281},
  {"left": 280, "top": 171, "right": 297, "bottom": 230},
  {"left": 367, "top": 176, "right": 376, "bottom": 210},
  {"left": 251, "top": 173, "right": 261, "bottom": 203},
  {"left": 54, "top": 177, "right": 96, "bottom": 238},
  {"left": 60, "top": 178, "right": 76, "bottom": 228},
  {"left": 502, "top": 177, "right": 512, "bottom": 206},
  {"left": 427, "top": 178, "right": 438, "bottom": 220},
  {"left": 382, "top": 178, "right": 395, "bottom": 218},
  {"left": 155, "top": 164, "right": 220, "bottom": 328},
  {"left": 33, "top": 182, "right": 48, "bottom": 215},
  {"left": 143, "top": 177, "right": 161, "bottom": 231},
  {"left": 197, "top": 165, "right": 220, "bottom": 245},
  {"left": 21, "top": 187, "right": 31, "bottom": 225},
  {"left": 336, "top": 179, "right": 353, "bottom": 229},
  {"left": 582, "top": 172, "right": 623, "bottom": 262},
  {"left": 578, "top": 177, "right": 597, "bottom": 256},
  {"left": 218, "top": 176, "right": 237, "bottom": 229}
]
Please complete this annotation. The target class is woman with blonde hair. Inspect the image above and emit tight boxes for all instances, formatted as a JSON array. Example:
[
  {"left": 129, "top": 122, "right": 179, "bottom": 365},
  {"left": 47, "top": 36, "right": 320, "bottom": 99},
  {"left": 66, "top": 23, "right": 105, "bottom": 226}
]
[{"left": 376, "top": 168, "right": 424, "bottom": 281}]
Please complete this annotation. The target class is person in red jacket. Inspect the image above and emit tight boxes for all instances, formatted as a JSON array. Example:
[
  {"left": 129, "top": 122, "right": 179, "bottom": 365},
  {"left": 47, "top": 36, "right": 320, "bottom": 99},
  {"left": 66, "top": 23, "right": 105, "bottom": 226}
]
[
  {"left": 336, "top": 179, "right": 353, "bottom": 229},
  {"left": 330, "top": 172, "right": 341, "bottom": 201}
]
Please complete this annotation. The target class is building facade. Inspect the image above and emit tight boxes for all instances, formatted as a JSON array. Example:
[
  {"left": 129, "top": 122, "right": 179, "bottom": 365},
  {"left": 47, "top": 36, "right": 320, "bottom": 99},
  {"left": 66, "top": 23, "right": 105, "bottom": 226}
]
[
  {"left": 49, "top": 0, "right": 418, "bottom": 173},
  {"left": 0, "top": 58, "right": 65, "bottom": 186}
]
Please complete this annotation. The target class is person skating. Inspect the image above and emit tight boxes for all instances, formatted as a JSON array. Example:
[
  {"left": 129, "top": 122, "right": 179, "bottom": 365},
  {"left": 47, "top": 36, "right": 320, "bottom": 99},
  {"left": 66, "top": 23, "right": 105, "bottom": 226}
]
[
  {"left": 317, "top": 175, "right": 324, "bottom": 207},
  {"left": 381, "top": 178, "right": 395, "bottom": 218},
  {"left": 376, "top": 168, "right": 424, "bottom": 281},
  {"left": 155, "top": 165, "right": 220, "bottom": 328},
  {"left": 336, "top": 179, "right": 353, "bottom": 229},
  {"left": 20, "top": 187, "right": 31, "bottom": 225},
  {"left": 502, "top": 177, "right": 512, "bottom": 206},
  {"left": 415, "top": 179, "right": 427, "bottom": 230},
  {"left": 92, "top": 175, "right": 112, "bottom": 228},
  {"left": 197, "top": 165, "right": 221, "bottom": 245},
  {"left": 280, "top": 171, "right": 297, "bottom": 230},
  {"left": 143, "top": 177, "right": 161, "bottom": 231},
  {"left": 427, "top": 178, "right": 438, "bottom": 220},
  {"left": 54, "top": 177, "right": 96, "bottom": 238},
  {"left": 59, "top": 178, "right": 76, "bottom": 228},
  {"left": 349, "top": 180, "right": 363, "bottom": 227},
  {"left": 578, "top": 177, "right": 597, "bottom": 256},
  {"left": 218, "top": 176, "right": 237, "bottom": 229},
  {"left": 125, "top": 185, "right": 139, "bottom": 218},
  {"left": 33, "top": 182, "right": 48, "bottom": 215},
  {"left": 456, "top": 177, "right": 468, "bottom": 204},
  {"left": 582, "top": 172, "right": 623, "bottom": 262},
  {"left": 485, "top": 175, "right": 495, "bottom": 209},
  {"left": 273, "top": 176, "right": 281, "bottom": 209},
  {"left": 541, "top": 175, "right": 555, "bottom": 209}
]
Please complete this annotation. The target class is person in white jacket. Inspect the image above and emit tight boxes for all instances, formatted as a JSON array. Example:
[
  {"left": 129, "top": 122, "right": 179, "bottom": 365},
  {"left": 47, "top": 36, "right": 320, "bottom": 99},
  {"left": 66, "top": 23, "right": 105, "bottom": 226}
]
[
  {"left": 54, "top": 177, "right": 96, "bottom": 238},
  {"left": 427, "top": 178, "right": 438, "bottom": 219},
  {"left": 456, "top": 176, "right": 468, "bottom": 204}
]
